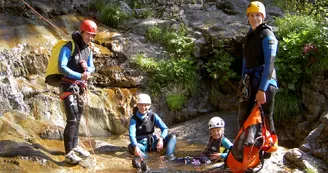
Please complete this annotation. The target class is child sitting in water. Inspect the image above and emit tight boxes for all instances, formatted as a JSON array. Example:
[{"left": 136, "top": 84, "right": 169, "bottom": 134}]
[
  {"left": 202, "top": 116, "right": 233, "bottom": 162},
  {"left": 174, "top": 116, "right": 233, "bottom": 165}
]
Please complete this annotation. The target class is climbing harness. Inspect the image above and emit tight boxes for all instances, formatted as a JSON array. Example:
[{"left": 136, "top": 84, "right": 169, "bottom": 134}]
[
  {"left": 237, "top": 74, "right": 251, "bottom": 102},
  {"left": 19, "top": 0, "right": 103, "bottom": 162}
]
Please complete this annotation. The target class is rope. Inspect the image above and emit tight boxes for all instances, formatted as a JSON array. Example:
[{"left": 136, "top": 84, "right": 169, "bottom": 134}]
[
  {"left": 19, "top": 0, "right": 112, "bottom": 161},
  {"left": 20, "top": 0, "right": 70, "bottom": 38}
]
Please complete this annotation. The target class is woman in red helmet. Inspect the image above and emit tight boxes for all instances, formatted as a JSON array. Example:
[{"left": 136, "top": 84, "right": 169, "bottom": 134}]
[{"left": 58, "top": 19, "right": 97, "bottom": 164}]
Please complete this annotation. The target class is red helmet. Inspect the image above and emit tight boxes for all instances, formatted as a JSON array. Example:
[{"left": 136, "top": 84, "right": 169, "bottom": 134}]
[{"left": 80, "top": 20, "right": 97, "bottom": 35}]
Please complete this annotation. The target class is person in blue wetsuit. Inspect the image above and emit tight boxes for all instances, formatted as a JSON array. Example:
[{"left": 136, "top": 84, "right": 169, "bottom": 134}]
[
  {"left": 128, "top": 93, "right": 176, "bottom": 169},
  {"left": 172, "top": 117, "right": 232, "bottom": 166},
  {"left": 238, "top": 1, "right": 278, "bottom": 159},
  {"left": 58, "top": 20, "right": 97, "bottom": 164},
  {"left": 203, "top": 117, "right": 233, "bottom": 162}
]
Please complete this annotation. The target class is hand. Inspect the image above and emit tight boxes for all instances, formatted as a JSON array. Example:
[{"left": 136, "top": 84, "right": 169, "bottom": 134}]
[
  {"left": 81, "top": 72, "right": 90, "bottom": 81},
  {"left": 134, "top": 146, "right": 143, "bottom": 159},
  {"left": 210, "top": 153, "right": 222, "bottom": 161},
  {"left": 79, "top": 60, "right": 88, "bottom": 71},
  {"left": 255, "top": 90, "right": 266, "bottom": 106},
  {"left": 156, "top": 137, "right": 164, "bottom": 152}
]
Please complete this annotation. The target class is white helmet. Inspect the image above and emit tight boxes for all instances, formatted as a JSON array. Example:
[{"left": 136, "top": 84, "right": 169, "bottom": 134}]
[
  {"left": 208, "top": 117, "right": 225, "bottom": 129},
  {"left": 137, "top": 93, "right": 151, "bottom": 104}
]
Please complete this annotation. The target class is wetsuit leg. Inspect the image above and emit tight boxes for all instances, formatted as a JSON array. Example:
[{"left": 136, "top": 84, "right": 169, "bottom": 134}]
[
  {"left": 63, "top": 94, "right": 82, "bottom": 154},
  {"left": 164, "top": 134, "right": 176, "bottom": 156},
  {"left": 238, "top": 91, "right": 256, "bottom": 130},
  {"left": 262, "top": 85, "right": 277, "bottom": 133},
  {"left": 72, "top": 95, "right": 83, "bottom": 149}
]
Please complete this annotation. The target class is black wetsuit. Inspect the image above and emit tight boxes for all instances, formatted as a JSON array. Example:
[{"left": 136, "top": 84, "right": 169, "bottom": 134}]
[
  {"left": 58, "top": 31, "right": 95, "bottom": 154},
  {"left": 238, "top": 23, "right": 278, "bottom": 134}
]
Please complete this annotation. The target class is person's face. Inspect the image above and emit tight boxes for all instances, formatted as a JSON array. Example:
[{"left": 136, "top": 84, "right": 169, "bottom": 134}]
[
  {"left": 247, "top": 12, "right": 264, "bottom": 30},
  {"left": 137, "top": 103, "right": 151, "bottom": 114},
  {"left": 210, "top": 128, "right": 223, "bottom": 139},
  {"left": 81, "top": 31, "right": 95, "bottom": 44}
]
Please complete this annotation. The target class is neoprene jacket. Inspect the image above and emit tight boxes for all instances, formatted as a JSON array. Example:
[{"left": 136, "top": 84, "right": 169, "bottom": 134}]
[
  {"left": 242, "top": 23, "right": 278, "bottom": 91},
  {"left": 203, "top": 137, "right": 233, "bottom": 159},
  {"left": 129, "top": 110, "right": 168, "bottom": 147},
  {"left": 58, "top": 31, "right": 95, "bottom": 80}
]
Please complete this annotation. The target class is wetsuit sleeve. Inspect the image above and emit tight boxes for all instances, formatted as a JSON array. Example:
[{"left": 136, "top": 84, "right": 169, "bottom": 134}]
[
  {"left": 153, "top": 114, "right": 168, "bottom": 139},
  {"left": 58, "top": 46, "right": 82, "bottom": 80},
  {"left": 129, "top": 118, "right": 138, "bottom": 147},
  {"left": 87, "top": 52, "right": 95, "bottom": 73},
  {"left": 221, "top": 137, "right": 233, "bottom": 159},
  {"left": 259, "top": 34, "right": 278, "bottom": 91}
]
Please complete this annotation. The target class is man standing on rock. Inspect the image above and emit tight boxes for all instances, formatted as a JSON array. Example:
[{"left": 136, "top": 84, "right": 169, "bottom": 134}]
[{"left": 58, "top": 19, "right": 97, "bottom": 164}]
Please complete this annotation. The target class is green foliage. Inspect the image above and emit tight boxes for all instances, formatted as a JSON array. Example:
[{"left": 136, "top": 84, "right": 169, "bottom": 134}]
[
  {"left": 205, "top": 49, "right": 238, "bottom": 87},
  {"left": 132, "top": 53, "right": 158, "bottom": 72},
  {"left": 96, "top": 1, "right": 131, "bottom": 28},
  {"left": 132, "top": 54, "right": 199, "bottom": 97},
  {"left": 274, "top": 0, "right": 328, "bottom": 18},
  {"left": 305, "top": 167, "right": 317, "bottom": 173},
  {"left": 146, "top": 25, "right": 194, "bottom": 58},
  {"left": 149, "top": 56, "right": 199, "bottom": 94},
  {"left": 166, "top": 92, "right": 187, "bottom": 110},
  {"left": 274, "top": 91, "right": 302, "bottom": 125},
  {"left": 134, "top": 25, "right": 198, "bottom": 110},
  {"left": 275, "top": 14, "right": 328, "bottom": 93},
  {"left": 134, "top": 8, "right": 155, "bottom": 19}
]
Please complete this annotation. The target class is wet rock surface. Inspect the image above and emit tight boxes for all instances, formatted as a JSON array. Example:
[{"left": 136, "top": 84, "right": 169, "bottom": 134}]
[{"left": 0, "top": 0, "right": 328, "bottom": 173}]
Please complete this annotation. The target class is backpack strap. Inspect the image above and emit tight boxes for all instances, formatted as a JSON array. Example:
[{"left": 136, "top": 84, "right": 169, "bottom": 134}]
[{"left": 70, "top": 40, "right": 75, "bottom": 56}]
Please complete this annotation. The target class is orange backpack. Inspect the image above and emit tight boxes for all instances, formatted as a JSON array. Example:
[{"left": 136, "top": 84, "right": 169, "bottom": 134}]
[{"left": 225, "top": 105, "right": 278, "bottom": 173}]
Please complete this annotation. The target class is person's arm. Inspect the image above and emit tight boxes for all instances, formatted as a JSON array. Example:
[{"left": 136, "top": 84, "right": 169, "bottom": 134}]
[
  {"left": 220, "top": 137, "right": 233, "bottom": 159},
  {"left": 87, "top": 52, "right": 95, "bottom": 73},
  {"left": 153, "top": 114, "right": 168, "bottom": 139},
  {"left": 154, "top": 113, "right": 168, "bottom": 152},
  {"left": 259, "top": 33, "right": 278, "bottom": 91},
  {"left": 58, "top": 46, "right": 82, "bottom": 80},
  {"left": 128, "top": 118, "right": 138, "bottom": 147}
]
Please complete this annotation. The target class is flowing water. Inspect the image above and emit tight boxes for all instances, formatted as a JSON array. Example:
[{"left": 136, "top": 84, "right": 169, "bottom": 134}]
[{"left": 0, "top": 133, "right": 219, "bottom": 173}]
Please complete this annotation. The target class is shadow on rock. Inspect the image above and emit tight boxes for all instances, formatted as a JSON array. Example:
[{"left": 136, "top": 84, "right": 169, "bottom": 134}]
[
  {"left": 0, "top": 140, "right": 66, "bottom": 166},
  {"left": 94, "top": 145, "right": 127, "bottom": 154}
]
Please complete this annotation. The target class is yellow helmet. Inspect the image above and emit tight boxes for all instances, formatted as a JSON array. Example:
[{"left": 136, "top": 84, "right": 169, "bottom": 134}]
[{"left": 246, "top": 1, "right": 266, "bottom": 18}]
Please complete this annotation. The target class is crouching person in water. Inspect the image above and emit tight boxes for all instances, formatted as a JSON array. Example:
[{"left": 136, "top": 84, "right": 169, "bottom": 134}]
[
  {"left": 173, "top": 116, "right": 232, "bottom": 166},
  {"left": 128, "top": 93, "right": 177, "bottom": 170},
  {"left": 203, "top": 117, "right": 233, "bottom": 162}
]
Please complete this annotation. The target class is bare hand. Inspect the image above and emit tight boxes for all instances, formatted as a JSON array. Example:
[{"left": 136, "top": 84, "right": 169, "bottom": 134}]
[
  {"left": 81, "top": 72, "right": 90, "bottom": 81},
  {"left": 134, "top": 146, "right": 143, "bottom": 159},
  {"left": 156, "top": 137, "right": 164, "bottom": 152},
  {"left": 210, "top": 153, "right": 222, "bottom": 161},
  {"left": 80, "top": 60, "right": 88, "bottom": 71},
  {"left": 255, "top": 90, "right": 266, "bottom": 106}
]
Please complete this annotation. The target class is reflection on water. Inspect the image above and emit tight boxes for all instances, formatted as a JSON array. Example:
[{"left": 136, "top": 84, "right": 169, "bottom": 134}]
[
  {"left": 94, "top": 137, "right": 222, "bottom": 173},
  {"left": 0, "top": 134, "right": 225, "bottom": 173}
]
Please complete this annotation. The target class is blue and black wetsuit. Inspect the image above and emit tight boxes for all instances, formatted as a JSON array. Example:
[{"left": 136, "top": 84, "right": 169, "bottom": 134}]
[
  {"left": 58, "top": 31, "right": 95, "bottom": 154},
  {"left": 203, "top": 137, "right": 233, "bottom": 160},
  {"left": 128, "top": 108, "right": 176, "bottom": 157},
  {"left": 238, "top": 23, "right": 278, "bottom": 134},
  {"left": 173, "top": 137, "right": 232, "bottom": 165}
]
